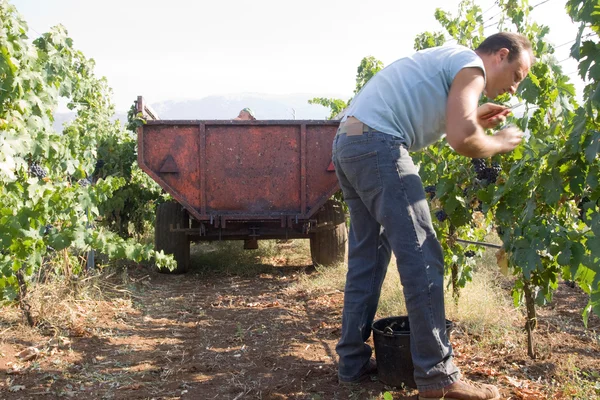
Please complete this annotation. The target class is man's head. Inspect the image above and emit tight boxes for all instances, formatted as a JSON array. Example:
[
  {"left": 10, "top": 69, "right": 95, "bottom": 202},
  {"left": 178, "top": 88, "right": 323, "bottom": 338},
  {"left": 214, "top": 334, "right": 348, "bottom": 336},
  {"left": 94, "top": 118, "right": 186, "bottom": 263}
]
[
  {"left": 236, "top": 107, "right": 256, "bottom": 121},
  {"left": 475, "top": 32, "right": 534, "bottom": 99}
]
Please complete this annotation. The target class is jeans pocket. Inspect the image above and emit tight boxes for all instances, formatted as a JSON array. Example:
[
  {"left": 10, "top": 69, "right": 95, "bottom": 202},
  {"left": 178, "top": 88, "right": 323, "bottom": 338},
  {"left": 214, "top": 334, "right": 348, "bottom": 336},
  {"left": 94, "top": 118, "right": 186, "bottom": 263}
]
[{"left": 339, "top": 151, "right": 382, "bottom": 198}]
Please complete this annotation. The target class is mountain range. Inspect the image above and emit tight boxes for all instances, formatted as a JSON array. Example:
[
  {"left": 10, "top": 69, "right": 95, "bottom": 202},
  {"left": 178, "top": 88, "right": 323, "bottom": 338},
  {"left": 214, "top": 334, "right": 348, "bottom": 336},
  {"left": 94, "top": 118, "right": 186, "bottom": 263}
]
[{"left": 52, "top": 93, "right": 344, "bottom": 132}]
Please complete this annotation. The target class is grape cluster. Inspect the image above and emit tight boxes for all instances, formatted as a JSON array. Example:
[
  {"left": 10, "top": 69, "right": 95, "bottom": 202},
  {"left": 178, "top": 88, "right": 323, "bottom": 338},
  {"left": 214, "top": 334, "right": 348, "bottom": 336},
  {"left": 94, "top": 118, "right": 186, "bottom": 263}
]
[
  {"left": 43, "top": 224, "right": 54, "bottom": 235},
  {"left": 424, "top": 185, "right": 436, "bottom": 199},
  {"left": 29, "top": 162, "right": 47, "bottom": 179},
  {"left": 93, "top": 159, "right": 105, "bottom": 177},
  {"left": 576, "top": 196, "right": 599, "bottom": 221},
  {"left": 78, "top": 178, "right": 93, "bottom": 187},
  {"left": 435, "top": 210, "right": 448, "bottom": 222},
  {"left": 471, "top": 159, "right": 501, "bottom": 184},
  {"left": 465, "top": 250, "right": 476, "bottom": 258}
]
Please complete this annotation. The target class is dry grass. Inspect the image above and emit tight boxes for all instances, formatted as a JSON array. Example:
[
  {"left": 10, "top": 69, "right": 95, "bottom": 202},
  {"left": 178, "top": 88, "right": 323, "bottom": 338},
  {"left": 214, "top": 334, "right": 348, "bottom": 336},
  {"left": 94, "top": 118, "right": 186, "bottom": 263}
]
[
  {"left": 0, "top": 266, "right": 140, "bottom": 341},
  {"left": 295, "top": 247, "right": 521, "bottom": 344},
  {"left": 190, "top": 239, "right": 312, "bottom": 276}
]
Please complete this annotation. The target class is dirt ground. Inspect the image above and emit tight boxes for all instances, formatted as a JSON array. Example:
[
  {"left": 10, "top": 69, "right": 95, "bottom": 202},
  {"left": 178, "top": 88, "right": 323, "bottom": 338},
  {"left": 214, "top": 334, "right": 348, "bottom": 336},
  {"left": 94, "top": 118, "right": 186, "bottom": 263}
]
[{"left": 0, "top": 246, "right": 599, "bottom": 400}]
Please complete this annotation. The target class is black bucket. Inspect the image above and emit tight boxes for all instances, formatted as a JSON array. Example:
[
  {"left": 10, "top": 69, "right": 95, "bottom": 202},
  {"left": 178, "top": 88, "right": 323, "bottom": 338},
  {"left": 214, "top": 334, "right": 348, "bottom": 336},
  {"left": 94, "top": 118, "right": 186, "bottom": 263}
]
[{"left": 372, "top": 316, "right": 453, "bottom": 388}]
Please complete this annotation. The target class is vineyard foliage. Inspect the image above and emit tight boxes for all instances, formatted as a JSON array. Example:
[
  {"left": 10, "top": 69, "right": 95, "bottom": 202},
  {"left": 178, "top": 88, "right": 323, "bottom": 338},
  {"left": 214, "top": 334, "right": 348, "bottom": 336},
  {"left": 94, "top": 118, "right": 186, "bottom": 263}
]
[
  {"left": 316, "top": 0, "right": 600, "bottom": 324},
  {"left": 0, "top": 0, "right": 174, "bottom": 302},
  {"left": 412, "top": 0, "right": 600, "bottom": 325}
]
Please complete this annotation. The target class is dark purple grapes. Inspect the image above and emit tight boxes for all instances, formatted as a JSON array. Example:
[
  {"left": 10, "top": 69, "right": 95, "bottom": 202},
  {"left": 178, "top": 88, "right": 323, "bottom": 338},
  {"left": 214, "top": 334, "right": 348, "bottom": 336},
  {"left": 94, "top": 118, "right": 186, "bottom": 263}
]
[
  {"left": 78, "top": 178, "right": 92, "bottom": 187},
  {"left": 93, "top": 159, "right": 105, "bottom": 176},
  {"left": 424, "top": 185, "right": 436, "bottom": 199},
  {"left": 435, "top": 210, "right": 448, "bottom": 222},
  {"left": 487, "top": 162, "right": 501, "bottom": 184},
  {"left": 465, "top": 250, "right": 476, "bottom": 258},
  {"left": 471, "top": 159, "right": 501, "bottom": 185},
  {"left": 471, "top": 158, "right": 487, "bottom": 180},
  {"left": 29, "top": 162, "right": 47, "bottom": 179}
]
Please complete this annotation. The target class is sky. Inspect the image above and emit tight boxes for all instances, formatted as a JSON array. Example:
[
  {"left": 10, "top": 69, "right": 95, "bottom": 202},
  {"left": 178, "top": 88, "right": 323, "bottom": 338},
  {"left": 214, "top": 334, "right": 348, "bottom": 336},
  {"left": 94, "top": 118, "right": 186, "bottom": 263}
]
[{"left": 10, "top": 0, "right": 583, "bottom": 113}]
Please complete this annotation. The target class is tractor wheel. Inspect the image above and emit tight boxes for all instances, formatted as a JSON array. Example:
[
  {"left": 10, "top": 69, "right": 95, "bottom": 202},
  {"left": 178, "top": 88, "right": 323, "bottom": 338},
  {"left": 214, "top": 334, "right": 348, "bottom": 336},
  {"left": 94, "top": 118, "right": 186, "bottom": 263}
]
[
  {"left": 309, "top": 200, "right": 347, "bottom": 266},
  {"left": 155, "top": 201, "right": 190, "bottom": 273}
]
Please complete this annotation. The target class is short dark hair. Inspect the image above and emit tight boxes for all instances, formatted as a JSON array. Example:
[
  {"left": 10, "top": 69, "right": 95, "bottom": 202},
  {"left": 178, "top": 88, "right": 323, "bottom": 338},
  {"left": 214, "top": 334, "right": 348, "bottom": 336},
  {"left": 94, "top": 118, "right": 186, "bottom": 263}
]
[{"left": 476, "top": 32, "right": 534, "bottom": 63}]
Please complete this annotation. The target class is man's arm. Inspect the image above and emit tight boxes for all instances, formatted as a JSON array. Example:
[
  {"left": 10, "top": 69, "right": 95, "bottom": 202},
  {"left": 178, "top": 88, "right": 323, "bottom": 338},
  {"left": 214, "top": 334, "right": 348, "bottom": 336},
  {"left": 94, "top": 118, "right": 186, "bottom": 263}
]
[{"left": 445, "top": 68, "right": 523, "bottom": 158}]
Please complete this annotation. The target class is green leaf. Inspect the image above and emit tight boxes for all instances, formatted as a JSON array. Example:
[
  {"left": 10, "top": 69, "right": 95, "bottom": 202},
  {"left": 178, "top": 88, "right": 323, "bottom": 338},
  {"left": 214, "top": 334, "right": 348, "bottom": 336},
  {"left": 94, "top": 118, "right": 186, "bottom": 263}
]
[
  {"left": 585, "top": 130, "right": 600, "bottom": 164},
  {"left": 582, "top": 291, "right": 600, "bottom": 328},
  {"left": 539, "top": 170, "right": 563, "bottom": 205},
  {"left": 557, "top": 246, "right": 572, "bottom": 266},
  {"left": 514, "top": 248, "right": 541, "bottom": 279},
  {"left": 47, "top": 231, "right": 72, "bottom": 252},
  {"left": 587, "top": 235, "right": 600, "bottom": 263},
  {"left": 570, "top": 23, "right": 585, "bottom": 60},
  {"left": 587, "top": 165, "right": 599, "bottom": 190}
]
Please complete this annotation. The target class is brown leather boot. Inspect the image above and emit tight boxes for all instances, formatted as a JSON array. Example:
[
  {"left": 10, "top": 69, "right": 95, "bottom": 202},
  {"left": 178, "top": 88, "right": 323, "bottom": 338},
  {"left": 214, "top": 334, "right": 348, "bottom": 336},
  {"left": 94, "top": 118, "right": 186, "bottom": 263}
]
[{"left": 418, "top": 379, "right": 500, "bottom": 400}]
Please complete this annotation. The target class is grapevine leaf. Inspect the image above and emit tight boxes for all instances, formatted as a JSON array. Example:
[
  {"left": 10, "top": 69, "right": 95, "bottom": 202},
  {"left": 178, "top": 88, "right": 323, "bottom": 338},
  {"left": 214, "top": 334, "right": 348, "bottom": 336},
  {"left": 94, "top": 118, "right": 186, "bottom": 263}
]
[
  {"left": 539, "top": 170, "right": 563, "bottom": 205},
  {"left": 557, "top": 246, "right": 572, "bottom": 266},
  {"left": 585, "top": 130, "right": 600, "bottom": 163},
  {"left": 582, "top": 289, "right": 600, "bottom": 328}
]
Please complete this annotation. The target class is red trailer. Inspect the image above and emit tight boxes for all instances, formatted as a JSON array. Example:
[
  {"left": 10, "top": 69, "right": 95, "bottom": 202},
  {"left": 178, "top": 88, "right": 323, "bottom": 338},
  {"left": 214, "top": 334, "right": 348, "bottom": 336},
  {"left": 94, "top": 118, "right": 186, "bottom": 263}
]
[{"left": 136, "top": 97, "right": 347, "bottom": 272}]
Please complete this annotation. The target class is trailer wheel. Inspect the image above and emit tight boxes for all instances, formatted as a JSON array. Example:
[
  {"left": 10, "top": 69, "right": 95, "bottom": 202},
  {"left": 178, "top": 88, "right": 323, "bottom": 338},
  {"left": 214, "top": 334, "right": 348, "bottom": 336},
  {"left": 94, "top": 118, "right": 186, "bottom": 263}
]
[
  {"left": 155, "top": 201, "right": 190, "bottom": 273},
  {"left": 310, "top": 200, "right": 347, "bottom": 266}
]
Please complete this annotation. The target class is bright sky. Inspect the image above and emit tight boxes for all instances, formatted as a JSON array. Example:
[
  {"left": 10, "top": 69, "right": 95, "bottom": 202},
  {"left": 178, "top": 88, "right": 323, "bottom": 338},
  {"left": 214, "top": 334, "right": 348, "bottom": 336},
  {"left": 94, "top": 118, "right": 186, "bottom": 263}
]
[{"left": 11, "top": 0, "right": 582, "bottom": 112}]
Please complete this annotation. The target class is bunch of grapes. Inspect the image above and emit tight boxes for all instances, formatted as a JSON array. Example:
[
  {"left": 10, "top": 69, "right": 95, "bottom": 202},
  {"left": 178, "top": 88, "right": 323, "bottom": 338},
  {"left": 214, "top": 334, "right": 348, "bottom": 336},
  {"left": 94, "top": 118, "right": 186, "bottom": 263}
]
[
  {"left": 43, "top": 225, "right": 54, "bottom": 235},
  {"left": 93, "top": 159, "right": 105, "bottom": 177},
  {"left": 29, "top": 162, "right": 47, "bottom": 179},
  {"left": 472, "top": 158, "right": 487, "bottom": 179},
  {"left": 471, "top": 159, "right": 501, "bottom": 185},
  {"left": 465, "top": 250, "right": 476, "bottom": 258},
  {"left": 435, "top": 210, "right": 448, "bottom": 222},
  {"left": 78, "top": 178, "right": 93, "bottom": 187},
  {"left": 424, "top": 185, "right": 436, "bottom": 199}
]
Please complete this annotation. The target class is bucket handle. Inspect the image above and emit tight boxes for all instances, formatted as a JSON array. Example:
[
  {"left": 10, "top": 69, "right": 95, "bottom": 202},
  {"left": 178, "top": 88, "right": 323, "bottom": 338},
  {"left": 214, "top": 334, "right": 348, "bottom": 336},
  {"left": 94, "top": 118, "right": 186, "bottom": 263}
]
[{"left": 382, "top": 321, "right": 408, "bottom": 336}]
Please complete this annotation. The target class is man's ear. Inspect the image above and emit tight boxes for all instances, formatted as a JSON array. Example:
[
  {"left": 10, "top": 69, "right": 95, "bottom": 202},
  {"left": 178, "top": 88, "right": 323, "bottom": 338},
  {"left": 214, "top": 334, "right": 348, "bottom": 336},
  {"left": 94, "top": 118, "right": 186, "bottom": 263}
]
[{"left": 496, "top": 48, "right": 510, "bottom": 62}]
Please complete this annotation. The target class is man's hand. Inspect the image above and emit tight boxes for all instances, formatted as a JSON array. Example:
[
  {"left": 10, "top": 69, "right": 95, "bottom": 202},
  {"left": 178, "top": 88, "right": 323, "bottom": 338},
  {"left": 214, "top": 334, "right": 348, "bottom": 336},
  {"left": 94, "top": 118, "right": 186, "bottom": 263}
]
[
  {"left": 492, "top": 125, "right": 524, "bottom": 153},
  {"left": 446, "top": 68, "right": 523, "bottom": 158},
  {"left": 477, "top": 103, "right": 510, "bottom": 129}
]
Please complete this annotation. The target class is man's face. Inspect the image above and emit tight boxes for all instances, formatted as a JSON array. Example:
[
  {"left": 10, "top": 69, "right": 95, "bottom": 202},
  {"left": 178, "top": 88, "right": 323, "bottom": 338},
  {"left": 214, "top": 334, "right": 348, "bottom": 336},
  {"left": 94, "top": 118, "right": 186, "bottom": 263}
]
[
  {"left": 485, "top": 49, "right": 532, "bottom": 99},
  {"left": 237, "top": 110, "right": 253, "bottom": 120}
]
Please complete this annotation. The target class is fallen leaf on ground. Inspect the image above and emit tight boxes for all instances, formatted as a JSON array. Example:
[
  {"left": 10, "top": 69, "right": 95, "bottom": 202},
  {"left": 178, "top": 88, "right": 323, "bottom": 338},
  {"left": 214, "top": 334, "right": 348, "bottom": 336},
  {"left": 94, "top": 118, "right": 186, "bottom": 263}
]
[
  {"left": 16, "top": 346, "right": 40, "bottom": 361},
  {"left": 514, "top": 387, "right": 546, "bottom": 400}
]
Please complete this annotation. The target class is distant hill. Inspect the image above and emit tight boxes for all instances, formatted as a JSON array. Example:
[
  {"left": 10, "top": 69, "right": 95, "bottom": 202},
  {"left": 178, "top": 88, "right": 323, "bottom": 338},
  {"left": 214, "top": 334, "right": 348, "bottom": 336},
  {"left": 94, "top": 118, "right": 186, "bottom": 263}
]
[
  {"left": 151, "top": 93, "right": 337, "bottom": 120},
  {"left": 52, "top": 93, "right": 342, "bottom": 131}
]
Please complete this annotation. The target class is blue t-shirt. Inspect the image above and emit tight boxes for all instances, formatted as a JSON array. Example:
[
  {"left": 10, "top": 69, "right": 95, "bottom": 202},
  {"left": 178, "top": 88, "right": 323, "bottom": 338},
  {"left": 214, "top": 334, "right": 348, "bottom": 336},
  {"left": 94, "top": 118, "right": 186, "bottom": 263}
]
[{"left": 343, "top": 45, "right": 486, "bottom": 151}]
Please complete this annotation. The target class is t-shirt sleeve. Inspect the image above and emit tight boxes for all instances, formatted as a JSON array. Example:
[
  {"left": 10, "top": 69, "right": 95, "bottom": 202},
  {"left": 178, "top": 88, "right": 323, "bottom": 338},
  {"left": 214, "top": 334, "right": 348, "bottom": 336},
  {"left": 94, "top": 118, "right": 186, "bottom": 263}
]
[{"left": 445, "top": 48, "right": 486, "bottom": 85}]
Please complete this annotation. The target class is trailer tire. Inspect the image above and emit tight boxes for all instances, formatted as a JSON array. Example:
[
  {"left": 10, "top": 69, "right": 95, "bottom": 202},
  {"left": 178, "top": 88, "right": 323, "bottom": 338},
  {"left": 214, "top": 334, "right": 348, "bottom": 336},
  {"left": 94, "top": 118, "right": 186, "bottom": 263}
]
[
  {"left": 155, "top": 201, "right": 190, "bottom": 274},
  {"left": 310, "top": 200, "right": 347, "bottom": 266}
]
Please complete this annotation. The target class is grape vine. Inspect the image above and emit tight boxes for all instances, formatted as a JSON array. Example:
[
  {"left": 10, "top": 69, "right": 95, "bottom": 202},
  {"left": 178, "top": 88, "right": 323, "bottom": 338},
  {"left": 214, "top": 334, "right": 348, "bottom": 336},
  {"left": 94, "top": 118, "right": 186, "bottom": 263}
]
[
  {"left": 313, "top": 0, "right": 600, "bottom": 358},
  {"left": 0, "top": 1, "right": 174, "bottom": 320},
  {"left": 413, "top": 0, "right": 600, "bottom": 358}
]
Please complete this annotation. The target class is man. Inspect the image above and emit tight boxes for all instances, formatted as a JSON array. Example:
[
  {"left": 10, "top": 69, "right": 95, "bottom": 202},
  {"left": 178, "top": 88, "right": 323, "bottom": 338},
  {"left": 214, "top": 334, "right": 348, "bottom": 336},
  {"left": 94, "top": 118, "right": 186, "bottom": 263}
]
[
  {"left": 332, "top": 32, "right": 533, "bottom": 400},
  {"left": 234, "top": 107, "right": 257, "bottom": 121}
]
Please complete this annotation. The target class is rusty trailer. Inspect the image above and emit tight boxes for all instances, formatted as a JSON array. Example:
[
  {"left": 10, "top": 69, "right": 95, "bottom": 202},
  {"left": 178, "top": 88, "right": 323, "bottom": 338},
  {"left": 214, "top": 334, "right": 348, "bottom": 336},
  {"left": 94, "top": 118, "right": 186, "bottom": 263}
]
[{"left": 136, "top": 97, "right": 347, "bottom": 272}]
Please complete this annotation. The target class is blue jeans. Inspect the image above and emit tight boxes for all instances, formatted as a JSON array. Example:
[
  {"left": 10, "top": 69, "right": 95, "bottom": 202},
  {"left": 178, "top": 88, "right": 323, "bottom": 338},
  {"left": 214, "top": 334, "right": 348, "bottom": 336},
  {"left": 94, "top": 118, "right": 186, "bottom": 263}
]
[{"left": 332, "top": 130, "right": 459, "bottom": 391}]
